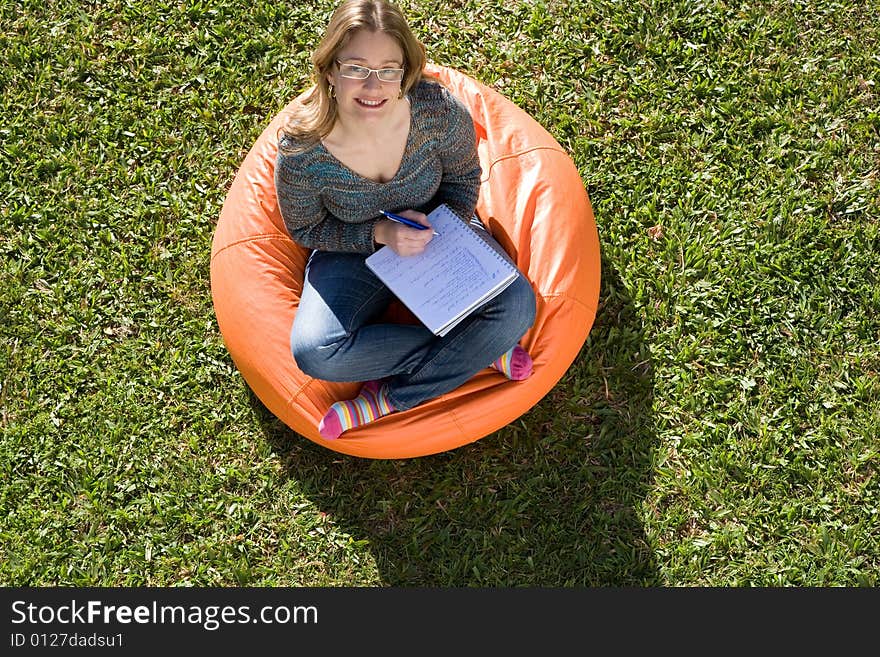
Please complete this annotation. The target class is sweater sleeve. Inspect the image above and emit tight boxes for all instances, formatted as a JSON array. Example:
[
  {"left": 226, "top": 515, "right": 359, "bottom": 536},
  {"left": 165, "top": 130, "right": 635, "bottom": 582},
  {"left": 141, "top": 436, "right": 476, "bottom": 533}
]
[
  {"left": 432, "top": 88, "right": 482, "bottom": 221},
  {"left": 274, "top": 149, "right": 376, "bottom": 254}
]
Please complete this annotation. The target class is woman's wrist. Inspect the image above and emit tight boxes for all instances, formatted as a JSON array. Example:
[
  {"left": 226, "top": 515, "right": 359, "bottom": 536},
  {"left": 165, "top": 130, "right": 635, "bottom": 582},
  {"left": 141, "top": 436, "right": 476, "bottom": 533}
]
[{"left": 373, "top": 219, "right": 390, "bottom": 247}]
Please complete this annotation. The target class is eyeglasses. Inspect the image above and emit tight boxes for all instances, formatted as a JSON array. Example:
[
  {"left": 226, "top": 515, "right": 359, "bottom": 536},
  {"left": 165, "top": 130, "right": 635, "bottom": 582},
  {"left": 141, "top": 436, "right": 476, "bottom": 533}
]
[{"left": 335, "top": 60, "right": 405, "bottom": 82}]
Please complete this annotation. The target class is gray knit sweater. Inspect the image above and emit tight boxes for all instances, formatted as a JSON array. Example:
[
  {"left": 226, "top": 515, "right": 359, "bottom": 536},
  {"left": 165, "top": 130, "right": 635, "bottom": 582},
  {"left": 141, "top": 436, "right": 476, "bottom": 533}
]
[{"left": 275, "top": 79, "right": 481, "bottom": 254}]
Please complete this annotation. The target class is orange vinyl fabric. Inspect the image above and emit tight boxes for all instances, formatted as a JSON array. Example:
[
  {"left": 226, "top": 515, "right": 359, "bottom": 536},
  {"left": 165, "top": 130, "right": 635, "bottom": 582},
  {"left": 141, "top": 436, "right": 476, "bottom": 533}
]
[{"left": 210, "top": 64, "right": 601, "bottom": 459}]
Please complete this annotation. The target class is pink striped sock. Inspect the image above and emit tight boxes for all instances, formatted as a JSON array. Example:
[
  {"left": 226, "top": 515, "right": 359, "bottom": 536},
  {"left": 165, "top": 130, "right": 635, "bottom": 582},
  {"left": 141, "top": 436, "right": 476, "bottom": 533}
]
[
  {"left": 318, "top": 380, "right": 396, "bottom": 440},
  {"left": 490, "top": 345, "right": 533, "bottom": 381}
]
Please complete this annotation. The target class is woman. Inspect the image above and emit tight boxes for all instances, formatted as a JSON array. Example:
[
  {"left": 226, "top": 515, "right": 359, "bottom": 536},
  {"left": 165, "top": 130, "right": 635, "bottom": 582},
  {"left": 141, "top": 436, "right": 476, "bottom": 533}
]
[{"left": 275, "top": 0, "right": 536, "bottom": 439}]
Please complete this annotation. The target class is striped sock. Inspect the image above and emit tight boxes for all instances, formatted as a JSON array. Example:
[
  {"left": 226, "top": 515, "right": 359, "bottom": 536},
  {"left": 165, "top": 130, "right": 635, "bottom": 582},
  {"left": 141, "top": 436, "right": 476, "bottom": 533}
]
[
  {"left": 318, "top": 380, "right": 396, "bottom": 440},
  {"left": 490, "top": 345, "right": 533, "bottom": 381}
]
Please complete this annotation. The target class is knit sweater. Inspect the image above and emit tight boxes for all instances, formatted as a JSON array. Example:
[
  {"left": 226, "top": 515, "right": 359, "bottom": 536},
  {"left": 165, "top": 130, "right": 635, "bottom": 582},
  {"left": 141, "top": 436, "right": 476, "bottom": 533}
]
[{"left": 274, "top": 79, "right": 481, "bottom": 254}]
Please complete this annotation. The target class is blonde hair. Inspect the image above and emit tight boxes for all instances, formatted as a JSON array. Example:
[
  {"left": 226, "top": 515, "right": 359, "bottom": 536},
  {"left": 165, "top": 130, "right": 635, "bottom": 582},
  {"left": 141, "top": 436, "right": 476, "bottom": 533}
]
[{"left": 278, "top": 0, "right": 429, "bottom": 152}]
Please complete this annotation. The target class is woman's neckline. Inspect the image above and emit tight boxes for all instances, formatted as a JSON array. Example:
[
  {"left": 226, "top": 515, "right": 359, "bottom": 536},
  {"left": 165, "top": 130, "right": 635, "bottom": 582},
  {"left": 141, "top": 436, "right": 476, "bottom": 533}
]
[{"left": 319, "top": 95, "right": 413, "bottom": 185}]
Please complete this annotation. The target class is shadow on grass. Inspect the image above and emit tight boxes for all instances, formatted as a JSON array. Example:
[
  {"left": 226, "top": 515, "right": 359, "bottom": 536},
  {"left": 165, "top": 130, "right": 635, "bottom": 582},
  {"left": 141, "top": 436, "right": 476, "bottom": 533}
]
[{"left": 253, "top": 255, "right": 659, "bottom": 585}]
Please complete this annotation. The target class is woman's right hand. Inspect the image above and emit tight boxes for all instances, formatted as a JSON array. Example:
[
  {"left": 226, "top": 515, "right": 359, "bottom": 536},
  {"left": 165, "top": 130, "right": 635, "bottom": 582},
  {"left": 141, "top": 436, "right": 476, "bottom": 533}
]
[{"left": 373, "top": 210, "right": 435, "bottom": 257}]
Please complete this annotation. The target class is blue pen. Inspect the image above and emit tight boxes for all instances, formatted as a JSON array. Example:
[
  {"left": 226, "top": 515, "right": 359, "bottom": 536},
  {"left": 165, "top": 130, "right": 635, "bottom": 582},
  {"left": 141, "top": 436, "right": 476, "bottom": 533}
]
[{"left": 381, "top": 210, "right": 440, "bottom": 236}]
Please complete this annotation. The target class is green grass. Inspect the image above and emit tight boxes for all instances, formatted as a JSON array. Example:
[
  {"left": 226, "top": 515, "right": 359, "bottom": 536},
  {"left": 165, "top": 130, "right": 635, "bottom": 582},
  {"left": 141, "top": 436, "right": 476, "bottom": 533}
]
[{"left": 2, "top": 0, "right": 878, "bottom": 586}]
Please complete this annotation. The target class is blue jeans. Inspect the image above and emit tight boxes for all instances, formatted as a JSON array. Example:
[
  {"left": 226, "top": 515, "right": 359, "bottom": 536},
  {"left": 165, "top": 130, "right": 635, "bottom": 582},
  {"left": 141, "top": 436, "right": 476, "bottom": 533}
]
[{"left": 291, "top": 219, "right": 536, "bottom": 411}]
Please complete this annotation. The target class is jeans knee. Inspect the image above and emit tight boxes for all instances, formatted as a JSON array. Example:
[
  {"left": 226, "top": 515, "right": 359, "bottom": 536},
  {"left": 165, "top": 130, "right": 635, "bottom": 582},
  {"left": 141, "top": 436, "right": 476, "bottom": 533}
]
[
  {"left": 290, "top": 327, "right": 343, "bottom": 379},
  {"left": 290, "top": 338, "right": 322, "bottom": 378},
  {"left": 293, "top": 342, "right": 354, "bottom": 380},
  {"left": 483, "top": 275, "right": 536, "bottom": 341},
  {"left": 508, "top": 275, "right": 537, "bottom": 334}
]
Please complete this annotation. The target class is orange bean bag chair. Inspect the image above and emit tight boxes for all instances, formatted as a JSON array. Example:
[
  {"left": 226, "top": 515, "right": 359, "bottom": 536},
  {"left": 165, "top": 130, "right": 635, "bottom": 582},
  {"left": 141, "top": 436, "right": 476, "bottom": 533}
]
[{"left": 210, "top": 64, "right": 600, "bottom": 459}]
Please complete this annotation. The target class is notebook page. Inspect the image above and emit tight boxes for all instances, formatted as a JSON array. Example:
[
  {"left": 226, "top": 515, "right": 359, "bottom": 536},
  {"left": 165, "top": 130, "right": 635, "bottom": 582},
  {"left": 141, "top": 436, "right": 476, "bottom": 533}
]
[{"left": 366, "top": 205, "right": 518, "bottom": 335}]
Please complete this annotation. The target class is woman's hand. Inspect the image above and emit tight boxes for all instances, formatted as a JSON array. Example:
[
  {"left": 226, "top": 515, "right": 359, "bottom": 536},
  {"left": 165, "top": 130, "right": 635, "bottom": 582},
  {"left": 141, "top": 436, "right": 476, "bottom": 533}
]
[{"left": 373, "top": 210, "right": 435, "bottom": 256}]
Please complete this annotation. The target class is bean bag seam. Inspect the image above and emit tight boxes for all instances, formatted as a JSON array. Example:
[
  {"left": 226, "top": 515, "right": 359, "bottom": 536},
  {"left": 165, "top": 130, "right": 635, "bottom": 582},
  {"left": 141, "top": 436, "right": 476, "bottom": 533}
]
[
  {"left": 481, "top": 145, "right": 568, "bottom": 181},
  {"left": 448, "top": 405, "right": 468, "bottom": 439},
  {"left": 536, "top": 292, "right": 596, "bottom": 314},
  {"left": 211, "top": 233, "right": 293, "bottom": 262},
  {"left": 286, "top": 378, "right": 316, "bottom": 412}
]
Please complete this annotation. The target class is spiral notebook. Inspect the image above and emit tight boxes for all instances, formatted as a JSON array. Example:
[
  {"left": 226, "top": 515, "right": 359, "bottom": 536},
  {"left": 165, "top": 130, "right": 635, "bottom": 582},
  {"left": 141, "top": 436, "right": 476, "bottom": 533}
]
[{"left": 366, "top": 204, "right": 520, "bottom": 337}]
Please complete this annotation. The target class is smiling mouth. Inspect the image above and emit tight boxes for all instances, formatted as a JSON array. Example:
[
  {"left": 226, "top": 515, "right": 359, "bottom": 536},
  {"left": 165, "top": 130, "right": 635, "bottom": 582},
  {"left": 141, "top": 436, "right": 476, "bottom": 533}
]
[{"left": 356, "top": 98, "right": 387, "bottom": 108}]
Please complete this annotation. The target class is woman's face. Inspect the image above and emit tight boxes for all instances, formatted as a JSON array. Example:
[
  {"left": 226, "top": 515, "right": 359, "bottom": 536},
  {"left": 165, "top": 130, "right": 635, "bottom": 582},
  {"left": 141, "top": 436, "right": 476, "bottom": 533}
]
[{"left": 329, "top": 29, "right": 405, "bottom": 126}]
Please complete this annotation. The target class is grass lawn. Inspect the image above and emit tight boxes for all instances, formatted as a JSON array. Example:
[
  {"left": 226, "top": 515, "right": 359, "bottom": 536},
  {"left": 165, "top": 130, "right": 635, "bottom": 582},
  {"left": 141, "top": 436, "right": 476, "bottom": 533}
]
[{"left": 2, "top": 0, "right": 878, "bottom": 586}]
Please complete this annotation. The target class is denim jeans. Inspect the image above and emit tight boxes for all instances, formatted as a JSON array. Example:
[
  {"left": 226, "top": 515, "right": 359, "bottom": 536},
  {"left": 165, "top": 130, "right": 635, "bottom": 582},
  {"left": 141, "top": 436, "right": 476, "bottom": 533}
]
[{"left": 291, "top": 218, "right": 536, "bottom": 411}]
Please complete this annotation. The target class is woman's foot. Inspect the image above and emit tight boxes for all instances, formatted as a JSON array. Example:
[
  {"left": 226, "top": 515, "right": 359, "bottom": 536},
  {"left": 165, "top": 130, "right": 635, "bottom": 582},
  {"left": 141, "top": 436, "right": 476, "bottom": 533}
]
[
  {"left": 318, "top": 380, "right": 396, "bottom": 439},
  {"left": 490, "top": 344, "right": 533, "bottom": 381}
]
